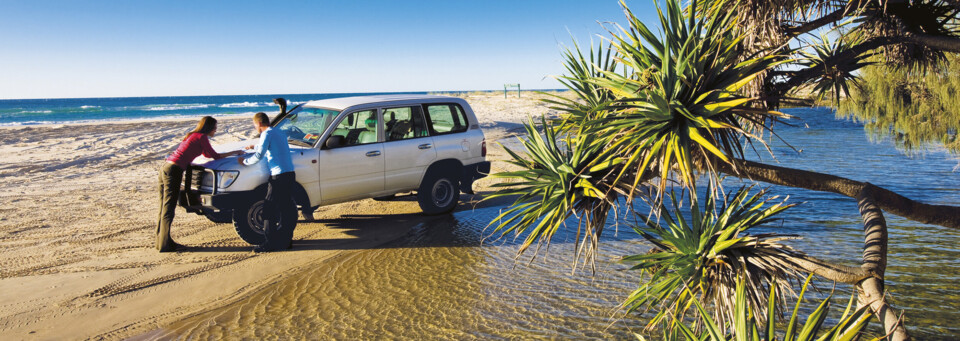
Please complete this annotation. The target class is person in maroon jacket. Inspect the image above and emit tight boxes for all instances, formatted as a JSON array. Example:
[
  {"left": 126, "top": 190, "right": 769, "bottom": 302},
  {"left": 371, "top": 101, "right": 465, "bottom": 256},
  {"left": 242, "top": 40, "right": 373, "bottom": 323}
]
[{"left": 157, "top": 116, "right": 243, "bottom": 252}]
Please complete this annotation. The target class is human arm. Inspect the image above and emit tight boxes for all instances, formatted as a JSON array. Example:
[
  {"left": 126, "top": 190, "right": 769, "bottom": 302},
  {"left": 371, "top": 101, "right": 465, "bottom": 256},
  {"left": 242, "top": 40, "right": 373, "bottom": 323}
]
[
  {"left": 198, "top": 135, "right": 226, "bottom": 159},
  {"left": 241, "top": 130, "right": 270, "bottom": 166}
]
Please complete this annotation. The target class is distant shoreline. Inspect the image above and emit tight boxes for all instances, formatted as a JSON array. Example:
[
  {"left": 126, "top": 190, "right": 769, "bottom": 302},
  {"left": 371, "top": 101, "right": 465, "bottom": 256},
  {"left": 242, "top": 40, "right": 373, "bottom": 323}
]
[
  {"left": 0, "top": 90, "right": 565, "bottom": 127},
  {"left": 0, "top": 89, "right": 564, "bottom": 102}
]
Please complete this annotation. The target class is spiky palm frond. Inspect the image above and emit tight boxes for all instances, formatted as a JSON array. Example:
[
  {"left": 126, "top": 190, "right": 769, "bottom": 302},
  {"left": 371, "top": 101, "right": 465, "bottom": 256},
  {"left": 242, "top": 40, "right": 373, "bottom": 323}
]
[
  {"left": 486, "top": 117, "right": 625, "bottom": 268},
  {"left": 489, "top": 0, "right": 794, "bottom": 266},
  {"left": 541, "top": 39, "right": 620, "bottom": 128},
  {"left": 622, "top": 185, "right": 811, "bottom": 329},
  {"left": 798, "top": 32, "right": 875, "bottom": 105},
  {"left": 638, "top": 275, "right": 873, "bottom": 341},
  {"left": 586, "top": 0, "right": 791, "bottom": 199}
]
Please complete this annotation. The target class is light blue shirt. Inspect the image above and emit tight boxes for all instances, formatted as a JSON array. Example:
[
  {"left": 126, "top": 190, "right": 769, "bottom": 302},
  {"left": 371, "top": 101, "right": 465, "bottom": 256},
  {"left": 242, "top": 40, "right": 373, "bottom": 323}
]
[{"left": 243, "top": 127, "right": 295, "bottom": 176}]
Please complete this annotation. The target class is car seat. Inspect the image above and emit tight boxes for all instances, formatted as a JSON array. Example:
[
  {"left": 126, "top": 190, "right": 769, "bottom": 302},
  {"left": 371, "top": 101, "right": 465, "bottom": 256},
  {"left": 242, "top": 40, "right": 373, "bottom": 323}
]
[
  {"left": 357, "top": 118, "right": 378, "bottom": 144},
  {"left": 389, "top": 120, "right": 412, "bottom": 140}
]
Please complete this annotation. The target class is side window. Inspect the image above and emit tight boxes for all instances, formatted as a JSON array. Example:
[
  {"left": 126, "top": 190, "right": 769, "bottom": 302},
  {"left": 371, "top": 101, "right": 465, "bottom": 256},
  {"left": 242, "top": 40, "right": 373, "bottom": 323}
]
[
  {"left": 423, "top": 104, "right": 468, "bottom": 135},
  {"left": 383, "top": 106, "right": 429, "bottom": 142},
  {"left": 330, "top": 109, "right": 379, "bottom": 147}
]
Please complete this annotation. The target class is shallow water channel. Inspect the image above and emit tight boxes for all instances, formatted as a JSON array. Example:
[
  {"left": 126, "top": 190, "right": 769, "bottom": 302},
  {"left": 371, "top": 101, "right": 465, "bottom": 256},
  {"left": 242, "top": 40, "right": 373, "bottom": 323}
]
[{"left": 145, "top": 108, "right": 960, "bottom": 339}]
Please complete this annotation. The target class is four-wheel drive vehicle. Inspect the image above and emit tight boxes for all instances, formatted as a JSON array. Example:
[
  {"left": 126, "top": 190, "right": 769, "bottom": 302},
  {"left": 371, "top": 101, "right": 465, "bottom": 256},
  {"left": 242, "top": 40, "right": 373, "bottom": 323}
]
[{"left": 178, "top": 95, "right": 490, "bottom": 245}]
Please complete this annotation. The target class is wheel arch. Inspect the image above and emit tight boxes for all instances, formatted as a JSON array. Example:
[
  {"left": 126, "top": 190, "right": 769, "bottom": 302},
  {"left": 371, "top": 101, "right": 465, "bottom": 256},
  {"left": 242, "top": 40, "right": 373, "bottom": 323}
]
[{"left": 419, "top": 158, "right": 464, "bottom": 187}]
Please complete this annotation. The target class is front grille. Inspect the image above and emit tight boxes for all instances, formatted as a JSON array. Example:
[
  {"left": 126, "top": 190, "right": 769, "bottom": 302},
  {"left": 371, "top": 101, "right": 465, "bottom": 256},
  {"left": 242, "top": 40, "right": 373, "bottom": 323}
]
[{"left": 188, "top": 166, "right": 206, "bottom": 191}]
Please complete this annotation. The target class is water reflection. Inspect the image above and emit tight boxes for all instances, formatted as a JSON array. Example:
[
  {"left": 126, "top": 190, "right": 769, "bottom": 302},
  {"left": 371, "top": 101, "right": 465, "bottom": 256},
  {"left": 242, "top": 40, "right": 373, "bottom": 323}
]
[{"left": 143, "top": 211, "right": 651, "bottom": 339}]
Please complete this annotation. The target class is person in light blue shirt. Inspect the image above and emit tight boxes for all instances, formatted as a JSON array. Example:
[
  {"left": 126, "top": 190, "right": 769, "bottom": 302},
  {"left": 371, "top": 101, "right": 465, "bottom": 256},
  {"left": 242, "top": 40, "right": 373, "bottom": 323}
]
[
  {"left": 240, "top": 118, "right": 295, "bottom": 175},
  {"left": 238, "top": 111, "right": 297, "bottom": 252}
]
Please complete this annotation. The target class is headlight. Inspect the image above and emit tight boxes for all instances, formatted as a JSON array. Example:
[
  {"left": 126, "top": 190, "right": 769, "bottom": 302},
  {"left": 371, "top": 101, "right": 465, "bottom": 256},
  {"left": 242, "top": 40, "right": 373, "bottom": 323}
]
[
  {"left": 217, "top": 170, "right": 239, "bottom": 189},
  {"left": 201, "top": 170, "right": 214, "bottom": 188}
]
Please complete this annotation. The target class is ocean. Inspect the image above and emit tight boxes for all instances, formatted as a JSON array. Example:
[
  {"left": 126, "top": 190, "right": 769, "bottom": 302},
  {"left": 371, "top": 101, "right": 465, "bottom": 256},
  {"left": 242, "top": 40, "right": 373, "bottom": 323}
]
[{"left": 0, "top": 92, "right": 445, "bottom": 126}]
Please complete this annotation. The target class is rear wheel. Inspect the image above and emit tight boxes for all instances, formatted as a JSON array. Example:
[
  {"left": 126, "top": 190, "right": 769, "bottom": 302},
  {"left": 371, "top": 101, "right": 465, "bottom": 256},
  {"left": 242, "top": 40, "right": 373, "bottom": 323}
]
[
  {"left": 232, "top": 199, "right": 298, "bottom": 245},
  {"left": 417, "top": 171, "right": 459, "bottom": 215}
]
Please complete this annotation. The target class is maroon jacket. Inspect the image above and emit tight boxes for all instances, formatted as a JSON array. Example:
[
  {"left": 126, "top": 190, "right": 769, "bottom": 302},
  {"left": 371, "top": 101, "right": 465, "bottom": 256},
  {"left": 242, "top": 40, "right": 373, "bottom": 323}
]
[{"left": 166, "top": 133, "right": 223, "bottom": 169}]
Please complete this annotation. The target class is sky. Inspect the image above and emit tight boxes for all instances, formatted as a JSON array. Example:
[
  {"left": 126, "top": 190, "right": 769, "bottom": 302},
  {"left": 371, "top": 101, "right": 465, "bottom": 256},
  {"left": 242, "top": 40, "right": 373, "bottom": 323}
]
[{"left": 0, "top": 0, "right": 659, "bottom": 99}]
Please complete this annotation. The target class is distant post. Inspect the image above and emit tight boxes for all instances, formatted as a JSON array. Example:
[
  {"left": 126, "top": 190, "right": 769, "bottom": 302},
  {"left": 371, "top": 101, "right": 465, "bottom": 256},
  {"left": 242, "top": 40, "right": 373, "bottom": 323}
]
[{"left": 504, "top": 83, "right": 520, "bottom": 98}]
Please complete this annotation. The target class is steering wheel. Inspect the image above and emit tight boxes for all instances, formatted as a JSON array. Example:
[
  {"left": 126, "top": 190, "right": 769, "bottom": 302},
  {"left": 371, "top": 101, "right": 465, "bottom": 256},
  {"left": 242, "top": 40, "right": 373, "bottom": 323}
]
[{"left": 288, "top": 126, "right": 306, "bottom": 140}]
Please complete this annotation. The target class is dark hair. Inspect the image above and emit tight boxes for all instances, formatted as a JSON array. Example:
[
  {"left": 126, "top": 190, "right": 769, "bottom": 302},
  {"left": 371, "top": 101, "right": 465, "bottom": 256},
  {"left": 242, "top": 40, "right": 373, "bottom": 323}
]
[
  {"left": 185, "top": 116, "right": 217, "bottom": 141},
  {"left": 253, "top": 112, "right": 270, "bottom": 126}
]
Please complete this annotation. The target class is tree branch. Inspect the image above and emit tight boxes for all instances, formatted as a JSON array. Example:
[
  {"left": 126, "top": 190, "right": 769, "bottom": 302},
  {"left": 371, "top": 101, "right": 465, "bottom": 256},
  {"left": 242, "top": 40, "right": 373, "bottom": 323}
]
[
  {"left": 718, "top": 159, "right": 960, "bottom": 229},
  {"left": 771, "top": 36, "right": 897, "bottom": 96},
  {"left": 783, "top": 7, "right": 847, "bottom": 38},
  {"left": 855, "top": 191, "right": 911, "bottom": 341},
  {"left": 903, "top": 32, "right": 960, "bottom": 53},
  {"left": 718, "top": 160, "right": 917, "bottom": 339},
  {"left": 789, "top": 255, "right": 868, "bottom": 284},
  {"left": 772, "top": 30, "right": 960, "bottom": 96}
]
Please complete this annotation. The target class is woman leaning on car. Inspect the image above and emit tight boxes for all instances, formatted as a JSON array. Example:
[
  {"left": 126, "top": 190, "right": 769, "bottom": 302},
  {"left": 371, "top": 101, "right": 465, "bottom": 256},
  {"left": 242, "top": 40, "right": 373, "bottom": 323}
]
[{"left": 157, "top": 116, "right": 242, "bottom": 252}]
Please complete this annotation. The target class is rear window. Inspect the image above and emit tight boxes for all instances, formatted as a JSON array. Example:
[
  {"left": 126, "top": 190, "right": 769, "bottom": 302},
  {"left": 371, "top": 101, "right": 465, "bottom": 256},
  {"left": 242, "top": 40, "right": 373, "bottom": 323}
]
[{"left": 423, "top": 103, "right": 468, "bottom": 135}]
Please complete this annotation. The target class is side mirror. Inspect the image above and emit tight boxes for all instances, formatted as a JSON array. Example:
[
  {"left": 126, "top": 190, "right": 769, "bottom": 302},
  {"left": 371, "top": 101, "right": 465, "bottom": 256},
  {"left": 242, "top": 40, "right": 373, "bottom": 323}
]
[{"left": 324, "top": 135, "right": 343, "bottom": 149}]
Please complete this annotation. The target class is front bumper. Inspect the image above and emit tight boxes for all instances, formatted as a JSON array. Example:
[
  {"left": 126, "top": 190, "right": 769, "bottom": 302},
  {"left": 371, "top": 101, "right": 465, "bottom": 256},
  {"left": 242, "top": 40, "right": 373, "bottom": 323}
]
[
  {"left": 200, "top": 190, "right": 256, "bottom": 211},
  {"left": 178, "top": 166, "right": 257, "bottom": 213},
  {"left": 179, "top": 188, "right": 257, "bottom": 213}
]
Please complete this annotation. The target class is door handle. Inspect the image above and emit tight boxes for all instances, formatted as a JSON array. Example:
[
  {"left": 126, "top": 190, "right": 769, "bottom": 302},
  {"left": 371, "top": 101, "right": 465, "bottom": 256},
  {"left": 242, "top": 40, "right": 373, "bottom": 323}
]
[
  {"left": 418, "top": 143, "right": 433, "bottom": 150},
  {"left": 365, "top": 151, "right": 381, "bottom": 157}
]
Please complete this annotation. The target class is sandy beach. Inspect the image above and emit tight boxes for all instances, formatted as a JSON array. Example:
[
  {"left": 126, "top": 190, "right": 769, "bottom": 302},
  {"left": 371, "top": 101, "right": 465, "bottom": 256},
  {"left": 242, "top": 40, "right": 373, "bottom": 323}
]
[{"left": 0, "top": 92, "right": 557, "bottom": 339}]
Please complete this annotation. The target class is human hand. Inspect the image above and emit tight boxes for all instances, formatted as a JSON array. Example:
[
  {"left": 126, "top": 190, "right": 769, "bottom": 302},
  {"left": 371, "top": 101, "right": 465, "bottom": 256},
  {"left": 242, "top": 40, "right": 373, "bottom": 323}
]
[
  {"left": 244, "top": 145, "right": 255, "bottom": 150},
  {"left": 237, "top": 156, "right": 245, "bottom": 165}
]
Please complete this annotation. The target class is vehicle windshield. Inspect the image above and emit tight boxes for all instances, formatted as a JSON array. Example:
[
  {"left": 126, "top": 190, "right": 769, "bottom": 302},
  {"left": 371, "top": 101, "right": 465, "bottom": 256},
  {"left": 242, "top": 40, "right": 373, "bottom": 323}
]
[{"left": 273, "top": 107, "right": 340, "bottom": 147}]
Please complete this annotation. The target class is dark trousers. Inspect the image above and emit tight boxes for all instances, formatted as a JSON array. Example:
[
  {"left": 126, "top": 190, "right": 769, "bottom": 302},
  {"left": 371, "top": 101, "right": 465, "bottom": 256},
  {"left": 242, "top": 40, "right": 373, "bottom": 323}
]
[
  {"left": 262, "top": 171, "right": 297, "bottom": 249},
  {"left": 157, "top": 162, "right": 183, "bottom": 251}
]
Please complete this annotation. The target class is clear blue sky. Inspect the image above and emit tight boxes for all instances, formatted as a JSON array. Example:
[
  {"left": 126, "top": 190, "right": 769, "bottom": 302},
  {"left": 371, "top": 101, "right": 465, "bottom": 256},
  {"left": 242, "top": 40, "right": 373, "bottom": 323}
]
[{"left": 0, "top": 0, "right": 657, "bottom": 99}]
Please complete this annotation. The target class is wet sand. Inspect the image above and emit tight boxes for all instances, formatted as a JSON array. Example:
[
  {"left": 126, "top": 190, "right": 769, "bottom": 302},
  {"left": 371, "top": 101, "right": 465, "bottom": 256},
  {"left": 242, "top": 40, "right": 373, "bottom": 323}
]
[{"left": 0, "top": 92, "right": 557, "bottom": 339}]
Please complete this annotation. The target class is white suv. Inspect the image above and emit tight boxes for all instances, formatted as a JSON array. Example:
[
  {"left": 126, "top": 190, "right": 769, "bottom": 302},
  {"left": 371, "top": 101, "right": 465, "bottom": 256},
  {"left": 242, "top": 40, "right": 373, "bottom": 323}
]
[{"left": 179, "top": 95, "right": 490, "bottom": 245}]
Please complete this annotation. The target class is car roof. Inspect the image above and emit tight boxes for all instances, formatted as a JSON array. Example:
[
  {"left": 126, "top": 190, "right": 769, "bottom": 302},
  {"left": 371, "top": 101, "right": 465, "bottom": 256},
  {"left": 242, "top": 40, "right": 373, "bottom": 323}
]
[{"left": 302, "top": 94, "right": 461, "bottom": 111}]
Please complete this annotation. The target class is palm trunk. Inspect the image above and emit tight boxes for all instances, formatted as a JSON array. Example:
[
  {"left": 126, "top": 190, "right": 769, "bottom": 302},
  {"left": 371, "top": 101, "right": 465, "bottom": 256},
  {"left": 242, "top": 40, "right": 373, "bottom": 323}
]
[
  {"left": 712, "top": 159, "right": 958, "bottom": 341},
  {"left": 856, "top": 193, "right": 910, "bottom": 341},
  {"left": 719, "top": 160, "right": 960, "bottom": 229}
]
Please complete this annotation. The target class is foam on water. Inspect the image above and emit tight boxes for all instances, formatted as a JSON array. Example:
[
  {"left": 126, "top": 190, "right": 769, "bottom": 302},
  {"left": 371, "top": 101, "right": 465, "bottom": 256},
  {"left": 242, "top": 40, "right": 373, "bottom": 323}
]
[
  {"left": 143, "top": 103, "right": 213, "bottom": 111},
  {"left": 218, "top": 101, "right": 270, "bottom": 108},
  {"left": 0, "top": 92, "right": 443, "bottom": 126}
]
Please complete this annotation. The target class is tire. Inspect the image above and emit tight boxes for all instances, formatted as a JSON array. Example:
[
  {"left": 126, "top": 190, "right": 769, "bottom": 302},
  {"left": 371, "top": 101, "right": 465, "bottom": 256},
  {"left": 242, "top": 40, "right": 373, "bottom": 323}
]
[
  {"left": 417, "top": 170, "right": 459, "bottom": 215},
  {"left": 232, "top": 199, "right": 298, "bottom": 245},
  {"left": 202, "top": 209, "right": 233, "bottom": 224}
]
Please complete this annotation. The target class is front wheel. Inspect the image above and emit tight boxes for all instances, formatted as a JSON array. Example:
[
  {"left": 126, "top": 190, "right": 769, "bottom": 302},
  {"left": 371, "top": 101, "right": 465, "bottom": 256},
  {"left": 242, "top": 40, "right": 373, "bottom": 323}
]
[
  {"left": 417, "top": 172, "right": 459, "bottom": 215},
  {"left": 232, "top": 199, "right": 298, "bottom": 245}
]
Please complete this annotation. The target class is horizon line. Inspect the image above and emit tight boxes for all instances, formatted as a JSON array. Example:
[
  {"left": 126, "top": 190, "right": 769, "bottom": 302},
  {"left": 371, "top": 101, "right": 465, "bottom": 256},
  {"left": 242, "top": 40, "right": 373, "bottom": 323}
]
[{"left": 0, "top": 88, "right": 567, "bottom": 101}]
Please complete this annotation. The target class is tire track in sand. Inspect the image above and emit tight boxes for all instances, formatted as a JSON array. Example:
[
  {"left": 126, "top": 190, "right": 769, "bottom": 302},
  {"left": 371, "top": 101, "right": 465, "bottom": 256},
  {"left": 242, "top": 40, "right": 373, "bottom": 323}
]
[{"left": 85, "top": 254, "right": 252, "bottom": 299}]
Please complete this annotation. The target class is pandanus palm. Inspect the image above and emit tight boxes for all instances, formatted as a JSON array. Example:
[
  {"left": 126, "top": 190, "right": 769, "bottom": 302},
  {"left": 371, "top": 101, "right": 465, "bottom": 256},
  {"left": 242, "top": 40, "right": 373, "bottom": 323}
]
[
  {"left": 623, "top": 185, "right": 813, "bottom": 330},
  {"left": 490, "top": 0, "right": 960, "bottom": 339},
  {"left": 541, "top": 39, "right": 620, "bottom": 129},
  {"left": 640, "top": 276, "right": 873, "bottom": 341},
  {"left": 796, "top": 32, "right": 874, "bottom": 106},
  {"left": 487, "top": 117, "right": 625, "bottom": 268},
  {"left": 588, "top": 0, "right": 790, "bottom": 197},
  {"left": 489, "top": 0, "right": 789, "bottom": 264}
]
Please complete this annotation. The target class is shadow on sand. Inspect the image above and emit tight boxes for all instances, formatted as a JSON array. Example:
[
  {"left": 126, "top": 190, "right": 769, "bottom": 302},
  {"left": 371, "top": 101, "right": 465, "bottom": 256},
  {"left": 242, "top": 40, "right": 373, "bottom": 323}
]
[{"left": 183, "top": 191, "right": 518, "bottom": 253}]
